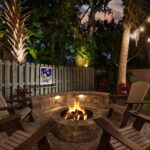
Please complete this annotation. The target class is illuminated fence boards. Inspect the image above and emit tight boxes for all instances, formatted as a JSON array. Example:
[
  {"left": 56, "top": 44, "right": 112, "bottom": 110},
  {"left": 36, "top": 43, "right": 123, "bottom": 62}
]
[{"left": 0, "top": 60, "right": 94, "bottom": 100}]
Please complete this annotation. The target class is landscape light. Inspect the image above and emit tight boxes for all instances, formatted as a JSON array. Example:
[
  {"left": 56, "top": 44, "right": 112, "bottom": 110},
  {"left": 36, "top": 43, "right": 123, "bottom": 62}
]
[
  {"left": 78, "top": 94, "right": 86, "bottom": 98},
  {"left": 55, "top": 95, "right": 61, "bottom": 100}
]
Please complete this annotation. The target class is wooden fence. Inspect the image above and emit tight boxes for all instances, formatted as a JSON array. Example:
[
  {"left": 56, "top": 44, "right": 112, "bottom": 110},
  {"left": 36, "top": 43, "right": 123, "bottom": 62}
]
[{"left": 0, "top": 60, "right": 95, "bottom": 100}]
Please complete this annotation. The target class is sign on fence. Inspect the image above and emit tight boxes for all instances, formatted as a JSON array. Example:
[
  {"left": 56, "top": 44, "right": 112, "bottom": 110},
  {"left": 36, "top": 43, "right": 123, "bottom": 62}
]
[{"left": 40, "top": 67, "right": 52, "bottom": 85}]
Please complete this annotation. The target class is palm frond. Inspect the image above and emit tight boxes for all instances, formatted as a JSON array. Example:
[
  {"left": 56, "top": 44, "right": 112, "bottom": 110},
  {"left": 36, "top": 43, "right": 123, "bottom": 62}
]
[{"left": 3, "top": 0, "right": 30, "bottom": 63}]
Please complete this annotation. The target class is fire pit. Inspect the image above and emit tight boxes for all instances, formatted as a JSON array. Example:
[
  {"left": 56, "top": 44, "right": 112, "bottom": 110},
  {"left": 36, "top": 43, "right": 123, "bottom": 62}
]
[
  {"left": 64, "top": 100, "right": 88, "bottom": 120},
  {"left": 51, "top": 100, "right": 102, "bottom": 143}
]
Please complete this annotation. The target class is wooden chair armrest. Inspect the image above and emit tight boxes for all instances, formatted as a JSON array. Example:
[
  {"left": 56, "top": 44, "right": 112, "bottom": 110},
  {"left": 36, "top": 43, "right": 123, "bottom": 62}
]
[
  {"left": 0, "top": 113, "right": 21, "bottom": 126},
  {"left": 0, "top": 104, "right": 21, "bottom": 111},
  {"left": 15, "top": 122, "right": 54, "bottom": 150},
  {"left": 129, "top": 111, "right": 150, "bottom": 123},
  {"left": 125, "top": 101, "right": 150, "bottom": 104},
  {"left": 94, "top": 117, "right": 144, "bottom": 150}
]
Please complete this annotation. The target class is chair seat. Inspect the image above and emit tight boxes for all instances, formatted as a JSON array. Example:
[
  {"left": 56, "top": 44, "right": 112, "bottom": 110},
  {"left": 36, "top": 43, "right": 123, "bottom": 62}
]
[
  {"left": 110, "top": 126, "right": 150, "bottom": 150},
  {"left": 17, "top": 107, "right": 31, "bottom": 120},
  {"left": 109, "top": 104, "right": 127, "bottom": 114},
  {"left": 0, "top": 130, "right": 31, "bottom": 150}
]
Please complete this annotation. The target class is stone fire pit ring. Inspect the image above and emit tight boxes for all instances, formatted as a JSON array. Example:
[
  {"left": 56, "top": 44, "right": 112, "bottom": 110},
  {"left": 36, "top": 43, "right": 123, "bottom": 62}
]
[{"left": 50, "top": 106, "right": 102, "bottom": 143}]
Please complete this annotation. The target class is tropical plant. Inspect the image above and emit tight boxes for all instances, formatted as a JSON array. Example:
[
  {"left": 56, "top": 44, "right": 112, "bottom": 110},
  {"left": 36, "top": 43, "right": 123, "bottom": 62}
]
[{"left": 2, "top": 0, "right": 30, "bottom": 63}]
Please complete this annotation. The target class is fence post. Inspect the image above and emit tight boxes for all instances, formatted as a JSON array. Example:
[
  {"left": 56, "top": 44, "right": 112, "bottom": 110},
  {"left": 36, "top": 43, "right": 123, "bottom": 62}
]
[
  {"left": 12, "top": 61, "right": 18, "bottom": 96},
  {"left": 0, "top": 60, "right": 3, "bottom": 93},
  {"left": 35, "top": 64, "right": 40, "bottom": 95},
  {"left": 4, "top": 60, "right": 10, "bottom": 100},
  {"left": 25, "top": 62, "right": 30, "bottom": 94}
]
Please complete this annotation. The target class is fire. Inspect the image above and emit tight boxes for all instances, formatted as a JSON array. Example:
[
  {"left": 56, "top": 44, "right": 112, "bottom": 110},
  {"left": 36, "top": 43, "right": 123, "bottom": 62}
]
[{"left": 65, "top": 100, "right": 87, "bottom": 120}]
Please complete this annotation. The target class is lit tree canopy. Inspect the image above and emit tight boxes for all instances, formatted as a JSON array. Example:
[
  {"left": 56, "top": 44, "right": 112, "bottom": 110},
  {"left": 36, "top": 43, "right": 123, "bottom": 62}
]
[{"left": 117, "top": 0, "right": 150, "bottom": 86}]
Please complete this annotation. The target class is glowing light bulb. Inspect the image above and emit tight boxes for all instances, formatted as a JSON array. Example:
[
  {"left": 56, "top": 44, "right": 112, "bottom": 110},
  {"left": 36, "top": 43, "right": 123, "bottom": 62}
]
[
  {"left": 140, "top": 27, "right": 144, "bottom": 32},
  {"left": 130, "top": 32, "right": 136, "bottom": 39},
  {"left": 78, "top": 94, "right": 85, "bottom": 98},
  {"left": 147, "top": 17, "right": 150, "bottom": 23},
  {"left": 147, "top": 38, "right": 150, "bottom": 42},
  {"left": 55, "top": 95, "right": 61, "bottom": 100}
]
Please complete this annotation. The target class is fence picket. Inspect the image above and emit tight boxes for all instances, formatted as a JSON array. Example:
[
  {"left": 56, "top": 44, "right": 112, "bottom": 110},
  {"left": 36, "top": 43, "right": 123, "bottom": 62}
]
[
  {"left": 0, "top": 60, "right": 3, "bottom": 92},
  {"left": 83, "top": 67, "right": 86, "bottom": 90},
  {"left": 58, "top": 67, "right": 61, "bottom": 92},
  {"left": 44, "top": 64, "right": 48, "bottom": 94},
  {"left": 4, "top": 60, "right": 10, "bottom": 99},
  {"left": 18, "top": 63, "right": 24, "bottom": 88},
  {"left": 12, "top": 61, "right": 18, "bottom": 96},
  {"left": 91, "top": 68, "right": 94, "bottom": 90},
  {"left": 35, "top": 64, "right": 40, "bottom": 95},
  {"left": 55, "top": 66, "right": 59, "bottom": 93},
  {"left": 53, "top": 65, "right": 56, "bottom": 93},
  {"left": 30, "top": 63, "right": 35, "bottom": 96},
  {"left": 25, "top": 62, "right": 30, "bottom": 95},
  {"left": 40, "top": 64, "right": 44, "bottom": 95}
]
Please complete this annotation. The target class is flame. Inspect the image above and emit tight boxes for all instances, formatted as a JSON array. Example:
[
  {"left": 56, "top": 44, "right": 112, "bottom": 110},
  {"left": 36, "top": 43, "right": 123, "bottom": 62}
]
[{"left": 65, "top": 100, "right": 87, "bottom": 120}]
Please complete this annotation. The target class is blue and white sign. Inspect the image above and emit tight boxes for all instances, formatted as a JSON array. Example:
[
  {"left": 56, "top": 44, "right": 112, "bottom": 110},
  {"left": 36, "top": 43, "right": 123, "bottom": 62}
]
[{"left": 40, "top": 67, "right": 52, "bottom": 85}]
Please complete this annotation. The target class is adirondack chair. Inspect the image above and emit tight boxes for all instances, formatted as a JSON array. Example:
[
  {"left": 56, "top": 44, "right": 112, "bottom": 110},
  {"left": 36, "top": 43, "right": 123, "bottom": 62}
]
[
  {"left": 0, "top": 113, "right": 52, "bottom": 150},
  {"left": 94, "top": 111, "right": 150, "bottom": 150},
  {"left": 0, "top": 93, "right": 33, "bottom": 121},
  {"left": 108, "top": 81, "right": 150, "bottom": 128}
]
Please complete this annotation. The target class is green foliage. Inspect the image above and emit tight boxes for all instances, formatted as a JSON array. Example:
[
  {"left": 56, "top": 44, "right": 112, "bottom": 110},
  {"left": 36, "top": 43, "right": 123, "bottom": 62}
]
[
  {"left": 25, "top": 0, "right": 86, "bottom": 65},
  {"left": 94, "top": 19, "right": 122, "bottom": 68},
  {"left": 97, "top": 67, "right": 118, "bottom": 93},
  {"left": 96, "top": 69, "right": 132, "bottom": 93},
  {"left": 122, "top": 0, "right": 150, "bottom": 29}
]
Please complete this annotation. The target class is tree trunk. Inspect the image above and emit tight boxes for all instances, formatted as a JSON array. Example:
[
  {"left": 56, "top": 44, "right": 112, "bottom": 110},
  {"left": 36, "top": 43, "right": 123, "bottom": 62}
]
[
  {"left": 88, "top": 0, "right": 96, "bottom": 36},
  {"left": 117, "top": 25, "right": 131, "bottom": 87}
]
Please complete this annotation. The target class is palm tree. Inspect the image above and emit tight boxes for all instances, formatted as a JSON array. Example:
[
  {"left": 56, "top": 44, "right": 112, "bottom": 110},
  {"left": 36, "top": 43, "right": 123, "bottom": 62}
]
[
  {"left": 2, "top": 0, "right": 30, "bottom": 63},
  {"left": 117, "top": 0, "right": 150, "bottom": 87}
]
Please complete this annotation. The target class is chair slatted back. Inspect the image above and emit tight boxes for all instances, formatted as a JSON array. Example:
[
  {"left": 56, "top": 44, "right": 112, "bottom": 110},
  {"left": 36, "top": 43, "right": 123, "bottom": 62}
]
[
  {"left": 127, "top": 81, "right": 149, "bottom": 111},
  {"left": 0, "top": 93, "right": 8, "bottom": 107},
  {"left": 128, "top": 81, "right": 149, "bottom": 102},
  {"left": 0, "top": 92, "right": 9, "bottom": 118}
]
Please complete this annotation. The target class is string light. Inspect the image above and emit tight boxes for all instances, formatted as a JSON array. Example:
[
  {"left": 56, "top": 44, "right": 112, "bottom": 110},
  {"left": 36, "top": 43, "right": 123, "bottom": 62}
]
[
  {"left": 130, "top": 17, "right": 150, "bottom": 44},
  {"left": 130, "top": 34, "right": 135, "bottom": 39},
  {"left": 140, "top": 27, "right": 144, "bottom": 32},
  {"left": 130, "top": 32, "right": 137, "bottom": 39},
  {"left": 147, "top": 38, "right": 150, "bottom": 42},
  {"left": 147, "top": 17, "right": 150, "bottom": 23}
]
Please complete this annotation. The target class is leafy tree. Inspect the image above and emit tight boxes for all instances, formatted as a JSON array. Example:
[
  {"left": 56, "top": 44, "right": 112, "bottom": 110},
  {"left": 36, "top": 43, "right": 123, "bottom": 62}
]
[
  {"left": 24, "top": 0, "right": 112, "bottom": 66},
  {"left": 75, "top": 0, "right": 111, "bottom": 67},
  {"left": 94, "top": 19, "right": 122, "bottom": 68},
  {"left": 117, "top": 0, "right": 150, "bottom": 87},
  {"left": 0, "top": 1, "right": 12, "bottom": 60}
]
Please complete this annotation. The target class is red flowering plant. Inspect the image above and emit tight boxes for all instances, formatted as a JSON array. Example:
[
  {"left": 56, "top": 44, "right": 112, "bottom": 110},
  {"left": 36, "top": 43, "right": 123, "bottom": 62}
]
[
  {"left": 118, "top": 83, "right": 131, "bottom": 95},
  {"left": 98, "top": 79, "right": 109, "bottom": 92},
  {"left": 16, "top": 87, "right": 29, "bottom": 98}
]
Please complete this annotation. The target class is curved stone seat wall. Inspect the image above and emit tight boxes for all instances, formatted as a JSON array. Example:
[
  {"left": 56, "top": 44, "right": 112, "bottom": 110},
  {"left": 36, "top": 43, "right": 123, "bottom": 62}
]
[{"left": 30, "top": 91, "right": 110, "bottom": 121}]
